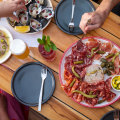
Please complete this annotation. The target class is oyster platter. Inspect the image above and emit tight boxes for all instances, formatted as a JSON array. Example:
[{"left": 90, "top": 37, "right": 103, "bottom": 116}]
[{"left": 7, "top": 0, "right": 54, "bottom": 33}]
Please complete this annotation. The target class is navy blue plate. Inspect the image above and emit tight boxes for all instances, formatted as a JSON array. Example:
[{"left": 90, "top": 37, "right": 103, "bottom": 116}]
[
  {"left": 55, "top": 0, "right": 95, "bottom": 35},
  {"left": 11, "top": 62, "right": 55, "bottom": 106},
  {"left": 101, "top": 110, "right": 120, "bottom": 120}
]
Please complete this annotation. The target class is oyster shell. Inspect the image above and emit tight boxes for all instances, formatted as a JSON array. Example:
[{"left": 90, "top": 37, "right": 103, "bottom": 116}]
[
  {"left": 39, "top": 8, "right": 54, "bottom": 20},
  {"left": 29, "top": 3, "right": 42, "bottom": 18},
  {"left": 30, "top": 18, "right": 42, "bottom": 32},
  {"left": 25, "top": 0, "right": 32, "bottom": 5},
  {"left": 35, "top": 0, "right": 44, "bottom": 5},
  {"left": 16, "top": 10, "right": 29, "bottom": 25},
  {"left": 8, "top": 17, "right": 16, "bottom": 27}
]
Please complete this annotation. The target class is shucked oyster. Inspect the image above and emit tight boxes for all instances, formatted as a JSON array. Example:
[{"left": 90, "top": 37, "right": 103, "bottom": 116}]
[
  {"left": 29, "top": 3, "right": 42, "bottom": 18},
  {"left": 39, "top": 8, "right": 54, "bottom": 20},
  {"left": 25, "top": 0, "right": 32, "bottom": 5},
  {"left": 30, "top": 18, "right": 42, "bottom": 32},
  {"left": 16, "top": 10, "right": 29, "bottom": 25},
  {"left": 35, "top": 0, "right": 44, "bottom": 5},
  {"left": 8, "top": 17, "right": 16, "bottom": 27}
]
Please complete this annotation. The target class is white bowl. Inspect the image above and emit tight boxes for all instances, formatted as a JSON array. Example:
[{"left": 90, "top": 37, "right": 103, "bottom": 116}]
[{"left": 111, "top": 75, "right": 120, "bottom": 91}]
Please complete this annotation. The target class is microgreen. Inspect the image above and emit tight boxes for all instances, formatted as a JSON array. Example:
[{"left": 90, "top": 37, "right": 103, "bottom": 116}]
[{"left": 37, "top": 35, "right": 57, "bottom": 52}]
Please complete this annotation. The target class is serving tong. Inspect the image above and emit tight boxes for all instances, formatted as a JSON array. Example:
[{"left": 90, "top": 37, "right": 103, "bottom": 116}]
[{"left": 68, "top": 0, "right": 75, "bottom": 32}]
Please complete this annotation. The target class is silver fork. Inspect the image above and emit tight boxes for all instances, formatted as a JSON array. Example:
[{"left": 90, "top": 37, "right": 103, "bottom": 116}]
[
  {"left": 68, "top": 0, "right": 75, "bottom": 32},
  {"left": 114, "top": 109, "right": 119, "bottom": 120},
  {"left": 38, "top": 67, "right": 47, "bottom": 111}
]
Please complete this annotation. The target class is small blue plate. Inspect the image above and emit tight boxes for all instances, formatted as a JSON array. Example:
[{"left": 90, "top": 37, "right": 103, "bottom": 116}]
[
  {"left": 101, "top": 110, "right": 120, "bottom": 120},
  {"left": 55, "top": 0, "right": 95, "bottom": 35},
  {"left": 11, "top": 62, "right": 55, "bottom": 106}
]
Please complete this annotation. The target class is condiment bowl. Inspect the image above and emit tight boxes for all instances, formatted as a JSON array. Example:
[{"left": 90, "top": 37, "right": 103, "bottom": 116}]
[{"left": 111, "top": 75, "right": 120, "bottom": 91}]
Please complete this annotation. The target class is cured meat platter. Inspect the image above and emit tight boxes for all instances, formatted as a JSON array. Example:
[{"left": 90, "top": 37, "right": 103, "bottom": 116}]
[{"left": 59, "top": 36, "right": 120, "bottom": 108}]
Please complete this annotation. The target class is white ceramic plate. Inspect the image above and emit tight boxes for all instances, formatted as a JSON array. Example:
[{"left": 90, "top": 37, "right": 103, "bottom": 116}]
[
  {"left": 59, "top": 36, "right": 120, "bottom": 108},
  {"left": 0, "top": 26, "right": 13, "bottom": 64}
]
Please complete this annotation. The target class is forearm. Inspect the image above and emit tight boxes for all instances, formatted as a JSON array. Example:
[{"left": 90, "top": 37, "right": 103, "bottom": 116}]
[
  {"left": 0, "top": 2, "right": 5, "bottom": 17},
  {"left": 96, "top": 0, "right": 120, "bottom": 16}
]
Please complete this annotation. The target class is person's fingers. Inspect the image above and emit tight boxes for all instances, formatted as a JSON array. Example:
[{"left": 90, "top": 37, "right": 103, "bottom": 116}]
[
  {"left": 85, "top": 24, "right": 100, "bottom": 32},
  {"left": 80, "top": 13, "right": 93, "bottom": 34},
  {"left": 17, "top": 4, "right": 27, "bottom": 10},
  {"left": 15, "top": 0, "right": 25, "bottom": 4},
  {"left": 10, "top": 14, "right": 19, "bottom": 22}
]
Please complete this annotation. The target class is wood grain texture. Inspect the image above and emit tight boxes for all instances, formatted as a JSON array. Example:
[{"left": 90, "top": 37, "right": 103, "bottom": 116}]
[
  {"left": 1, "top": 56, "right": 114, "bottom": 120},
  {"left": 0, "top": 63, "right": 89, "bottom": 120},
  {"left": 0, "top": 0, "right": 120, "bottom": 120},
  {"left": 29, "top": 108, "right": 48, "bottom": 120}
]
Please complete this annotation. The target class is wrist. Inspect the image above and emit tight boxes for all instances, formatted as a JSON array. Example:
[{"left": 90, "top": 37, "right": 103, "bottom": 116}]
[{"left": 96, "top": 6, "right": 110, "bottom": 18}]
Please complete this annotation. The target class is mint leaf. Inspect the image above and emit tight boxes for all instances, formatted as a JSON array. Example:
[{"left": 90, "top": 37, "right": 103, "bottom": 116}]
[
  {"left": 42, "top": 35, "right": 46, "bottom": 44},
  {"left": 37, "top": 38, "right": 44, "bottom": 45},
  {"left": 44, "top": 44, "right": 50, "bottom": 52},
  {"left": 51, "top": 44, "right": 57, "bottom": 50},
  {"left": 47, "top": 36, "right": 51, "bottom": 45},
  {"left": 50, "top": 42, "right": 57, "bottom": 51}
]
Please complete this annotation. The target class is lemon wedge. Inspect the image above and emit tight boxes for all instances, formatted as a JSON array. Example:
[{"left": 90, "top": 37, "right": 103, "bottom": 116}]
[{"left": 14, "top": 26, "right": 30, "bottom": 33}]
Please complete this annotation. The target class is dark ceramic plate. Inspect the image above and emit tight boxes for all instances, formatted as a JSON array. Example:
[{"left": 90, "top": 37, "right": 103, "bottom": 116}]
[
  {"left": 101, "top": 110, "right": 120, "bottom": 120},
  {"left": 11, "top": 62, "right": 55, "bottom": 106},
  {"left": 7, "top": 0, "right": 53, "bottom": 33},
  {"left": 55, "top": 0, "right": 95, "bottom": 35}
]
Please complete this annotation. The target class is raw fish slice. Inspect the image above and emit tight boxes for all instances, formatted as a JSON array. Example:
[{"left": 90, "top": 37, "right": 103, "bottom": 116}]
[
  {"left": 30, "top": 18, "right": 42, "bottom": 31},
  {"left": 39, "top": 8, "right": 54, "bottom": 20},
  {"left": 86, "top": 38, "right": 99, "bottom": 50},
  {"left": 29, "top": 3, "right": 42, "bottom": 18}
]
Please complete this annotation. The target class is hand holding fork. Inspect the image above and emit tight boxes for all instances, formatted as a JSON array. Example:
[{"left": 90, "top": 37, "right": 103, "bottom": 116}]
[{"left": 68, "top": 0, "right": 75, "bottom": 32}]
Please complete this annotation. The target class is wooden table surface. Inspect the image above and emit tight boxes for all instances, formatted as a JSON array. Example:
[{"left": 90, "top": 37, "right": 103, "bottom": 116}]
[{"left": 0, "top": 0, "right": 120, "bottom": 120}]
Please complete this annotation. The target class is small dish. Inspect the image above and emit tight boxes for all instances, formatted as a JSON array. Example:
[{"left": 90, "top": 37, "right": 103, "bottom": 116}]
[
  {"left": 11, "top": 62, "right": 55, "bottom": 106},
  {"left": 111, "top": 75, "right": 120, "bottom": 91}
]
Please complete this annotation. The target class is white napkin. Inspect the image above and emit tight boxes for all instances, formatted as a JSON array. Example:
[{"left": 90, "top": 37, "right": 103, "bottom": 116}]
[{"left": 0, "top": 18, "right": 42, "bottom": 47}]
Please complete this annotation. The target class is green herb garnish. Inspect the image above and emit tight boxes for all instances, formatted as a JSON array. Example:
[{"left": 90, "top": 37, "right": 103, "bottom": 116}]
[{"left": 37, "top": 35, "right": 57, "bottom": 52}]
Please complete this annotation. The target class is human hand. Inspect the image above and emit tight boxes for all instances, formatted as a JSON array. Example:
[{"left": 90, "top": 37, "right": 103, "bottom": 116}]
[
  {"left": 79, "top": 10, "right": 108, "bottom": 34},
  {"left": 0, "top": 0, "right": 27, "bottom": 22}
]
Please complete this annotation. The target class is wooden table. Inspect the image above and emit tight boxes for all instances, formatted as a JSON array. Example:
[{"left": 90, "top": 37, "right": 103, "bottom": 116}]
[{"left": 0, "top": 0, "right": 120, "bottom": 120}]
